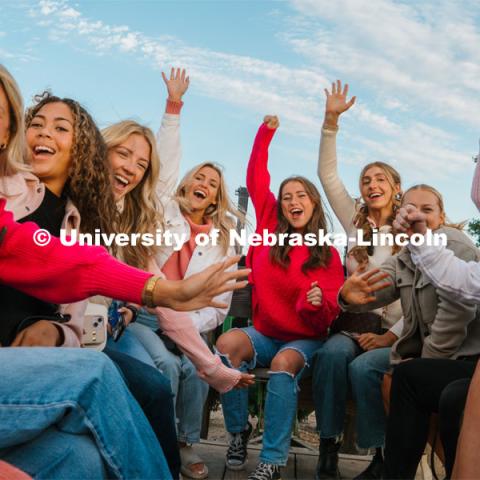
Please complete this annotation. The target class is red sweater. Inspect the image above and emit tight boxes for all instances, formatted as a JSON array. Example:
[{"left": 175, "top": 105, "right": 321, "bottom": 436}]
[
  {"left": 0, "top": 199, "right": 151, "bottom": 304},
  {"left": 246, "top": 124, "right": 344, "bottom": 341}
]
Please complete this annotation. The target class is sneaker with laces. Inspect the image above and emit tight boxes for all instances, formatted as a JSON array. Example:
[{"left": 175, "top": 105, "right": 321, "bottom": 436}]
[
  {"left": 247, "top": 462, "right": 281, "bottom": 480},
  {"left": 225, "top": 422, "right": 253, "bottom": 470}
]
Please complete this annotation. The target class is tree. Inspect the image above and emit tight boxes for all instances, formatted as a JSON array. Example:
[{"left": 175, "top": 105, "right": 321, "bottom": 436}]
[{"left": 468, "top": 219, "right": 480, "bottom": 247}]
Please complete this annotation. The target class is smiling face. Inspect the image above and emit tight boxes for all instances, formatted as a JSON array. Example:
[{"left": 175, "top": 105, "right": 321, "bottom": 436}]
[
  {"left": 185, "top": 165, "right": 220, "bottom": 215},
  {"left": 280, "top": 180, "right": 315, "bottom": 232},
  {"left": 360, "top": 165, "right": 400, "bottom": 212},
  {"left": 0, "top": 83, "right": 10, "bottom": 149},
  {"left": 26, "top": 101, "right": 74, "bottom": 189},
  {"left": 108, "top": 133, "right": 151, "bottom": 201},
  {"left": 402, "top": 188, "right": 445, "bottom": 230}
]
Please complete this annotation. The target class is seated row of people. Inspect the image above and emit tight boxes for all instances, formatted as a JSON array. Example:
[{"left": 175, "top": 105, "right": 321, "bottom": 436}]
[{"left": 0, "top": 61, "right": 478, "bottom": 480}]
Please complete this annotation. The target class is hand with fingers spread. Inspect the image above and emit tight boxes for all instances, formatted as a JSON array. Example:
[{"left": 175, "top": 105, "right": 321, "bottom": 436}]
[
  {"left": 339, "top": 267, "right": 391, "bottom": 305},
  {"left": 153, "top": 255, "right": 250, "bottom": 311},
  {"left": 263, "top": 115, "right": 279, "bottom": 130},
  {"left": 307, "top": 281, "right": 323, "bottom": 306},
  {"left": 324, "top": 79, "right": 356, "bottom": 129},
  {"left": 393, "top": 205, "right": 427, "bottom": 236},
  {"left": 161, "top": 67, "right": 190, "bottom": 103}
]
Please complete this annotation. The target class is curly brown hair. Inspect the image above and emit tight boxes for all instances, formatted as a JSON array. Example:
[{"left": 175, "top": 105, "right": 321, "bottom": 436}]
[
  {"left": 25, "top": 92, "right": 118, "bottom": 238},
  {"left": 269, "top": 176, "right": 332, "bottom": 274}
]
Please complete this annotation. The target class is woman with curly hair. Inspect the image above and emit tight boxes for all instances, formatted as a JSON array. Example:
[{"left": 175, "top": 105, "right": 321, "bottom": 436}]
[{"left": 313, "top": 80, "right": 404, "bottom": 480}]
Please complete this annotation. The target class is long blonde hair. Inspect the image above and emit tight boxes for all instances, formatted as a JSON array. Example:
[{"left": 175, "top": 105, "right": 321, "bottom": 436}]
[
  {"left": 175, "top": 162, "right": 243, "bottom": 254},
  {"left": 0, "top": 64, "right": 28, "bottom": 176},
  {"left": 102, "top": 120, "right": 162, "bottom": 270},
  {"left": 350, "top": 161, "right": 402, "bottom": 262},
  {"left": 402, "top": 184, "right": 464, "bottom": 230}
]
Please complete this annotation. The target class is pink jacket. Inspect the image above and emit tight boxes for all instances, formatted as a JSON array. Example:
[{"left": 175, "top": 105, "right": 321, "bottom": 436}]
[{"left": 0, "top": 171, "right": 86, "bottom": 346}]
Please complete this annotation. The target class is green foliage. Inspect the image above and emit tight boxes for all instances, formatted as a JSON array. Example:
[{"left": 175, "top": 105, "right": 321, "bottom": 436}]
[{"left": 468, "top": 219, "right": 480, "bottom": 247}]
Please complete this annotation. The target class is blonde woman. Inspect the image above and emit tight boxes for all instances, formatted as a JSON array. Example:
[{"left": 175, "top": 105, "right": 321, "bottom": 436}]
[{"left": 313, "top": 80, "right": 404, "bottom": 480}]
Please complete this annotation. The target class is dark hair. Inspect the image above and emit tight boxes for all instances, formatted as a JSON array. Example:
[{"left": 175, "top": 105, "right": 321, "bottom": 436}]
[
  {"left": 269, "top": 176, "right": 332, "bottom": 273},
  {"left": 25, "top": 91, "right": 118, "bottom": 237}
]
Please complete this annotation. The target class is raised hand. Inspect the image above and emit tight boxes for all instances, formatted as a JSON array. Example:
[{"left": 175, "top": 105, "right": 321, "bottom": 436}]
[
  {"left": 339, "top": 267, "right": 391, "bottom": 305},
  {"left": 263, "top": 115, "right": 279, "bottom": 130},
  {"left": 324, "top": 80, "right": 356, "bottom": 128},
  {"left": 393, "top": 205, "right": 427, "bottom": 236},
  {"left": 161, "top": 67, "right": 190, "bottom": 103}
]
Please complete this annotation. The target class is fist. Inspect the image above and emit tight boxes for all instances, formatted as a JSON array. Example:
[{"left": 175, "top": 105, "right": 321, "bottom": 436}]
[
  {"left": 263, "top": 115, "right": 279, "bottom": 129},
  {"left": 307, "top": 281, "right": 323, "bottom": 306}
]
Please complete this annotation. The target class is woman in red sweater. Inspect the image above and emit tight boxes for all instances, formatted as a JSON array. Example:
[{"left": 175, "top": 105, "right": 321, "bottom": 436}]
[{"left": 216, "top": 116, "right": 344, "bottom": 480}]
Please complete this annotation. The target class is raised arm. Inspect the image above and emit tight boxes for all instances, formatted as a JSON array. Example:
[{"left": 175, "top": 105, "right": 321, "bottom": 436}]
[
  {"left": 156, "top": 68, "right": 189, "bottom": 201},
  {"left": 318, "top": 80, "right": 357, "bottom": 231},
  {"left": 246, "top": 116, "right": 278, "bottom": 230}
]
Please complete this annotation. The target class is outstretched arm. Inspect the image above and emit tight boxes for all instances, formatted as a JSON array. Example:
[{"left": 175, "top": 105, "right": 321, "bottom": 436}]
[{"left": 318, "top": 80, "right": 357, "bottom": 231}]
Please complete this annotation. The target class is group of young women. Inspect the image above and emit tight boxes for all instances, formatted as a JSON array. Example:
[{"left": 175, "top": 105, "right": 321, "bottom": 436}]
[{"left": 0, "top": 62, "right": 478, "bottom": 480}]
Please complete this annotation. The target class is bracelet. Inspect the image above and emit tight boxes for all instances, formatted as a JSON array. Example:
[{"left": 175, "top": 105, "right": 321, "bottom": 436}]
[
  {"left": 124, "top": 304, "right": 139, "bottom": 323},
  {"left": 142, "top": 275, "right": 160, "bottom": 308}
]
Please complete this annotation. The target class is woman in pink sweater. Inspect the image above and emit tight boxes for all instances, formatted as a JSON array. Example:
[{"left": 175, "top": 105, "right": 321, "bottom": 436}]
[{"left": 216, "top": 116, "right": 345, "bottom": 480}]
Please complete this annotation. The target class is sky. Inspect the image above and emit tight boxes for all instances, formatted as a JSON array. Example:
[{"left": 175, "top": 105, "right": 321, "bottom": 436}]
[{"left": 1, "top": 0, "right": 479, "bottom": 233}]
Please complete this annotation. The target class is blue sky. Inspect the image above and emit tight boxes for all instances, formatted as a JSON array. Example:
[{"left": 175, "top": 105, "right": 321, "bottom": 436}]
[{"left": 1, "top": 0, "right": 479, "bottom": 233}]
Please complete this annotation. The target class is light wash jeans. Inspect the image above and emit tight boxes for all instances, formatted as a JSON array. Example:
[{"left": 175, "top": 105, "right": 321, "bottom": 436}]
[
  {"left": 312, "top": 333, "right": 391, "bottom": 448},
  {"left": 0, "top": 347, "right": 171, "bottom": 480},
  {"left": 106, "top": 328, "right": 156, "bottom": 368},
  {"left": 131, "top": 316, "right": 209, "bottom": 444},
  {"left": 220, "top": 326, "right": 324, "bottom": 466}
]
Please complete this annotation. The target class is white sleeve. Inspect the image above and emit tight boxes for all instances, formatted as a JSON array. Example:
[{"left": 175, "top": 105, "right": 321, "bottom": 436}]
[
  {"left": 409, "top": 243, "right": 480, "bottom": 304},
  {"left": 389, "top": 317, "right": 404, "bottom": 338}
]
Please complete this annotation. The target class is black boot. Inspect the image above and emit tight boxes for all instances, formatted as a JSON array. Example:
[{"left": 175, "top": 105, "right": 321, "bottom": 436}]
[
  {"left": 354, "top": 448, "right": 383, "bottom": 480},
  {"left": 315, "top": 438, "right": 341, "bottom": 480}
]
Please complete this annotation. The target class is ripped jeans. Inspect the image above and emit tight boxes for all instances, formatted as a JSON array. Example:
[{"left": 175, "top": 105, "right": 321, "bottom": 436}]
[{"left": 220, "top": 326, "right": 324, "bottom": 465}]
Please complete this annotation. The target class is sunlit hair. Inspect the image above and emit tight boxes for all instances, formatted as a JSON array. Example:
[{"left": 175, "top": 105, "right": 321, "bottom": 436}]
[
  {"left": 102, "top": 120, "right": 163, "bottom": 270},
  {"left": 402, "top": 184, "right": 464, "bottom": 230},
  {"left": 175, "top": 162, "right": 243, "bottom": 254},
  {"left": 25, "top": 91, "right": 118, "bottom": 239},
  {"left": 350, "top": 161, "right": 402, "bottom": 263},
  {"left": 270, "top": 176, "right": 332, "bottom": 273},
  {"left": 0, "top": 64, "right": 28, "bottom": 176}
]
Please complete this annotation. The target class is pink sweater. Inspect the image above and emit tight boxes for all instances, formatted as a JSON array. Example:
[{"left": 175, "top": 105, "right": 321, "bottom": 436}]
[
  {"left": 246, "top": 124, "right": 344, "bottom": 341},
  {"left": 0, "top": 199, "right": 151, "bottom": 304}
]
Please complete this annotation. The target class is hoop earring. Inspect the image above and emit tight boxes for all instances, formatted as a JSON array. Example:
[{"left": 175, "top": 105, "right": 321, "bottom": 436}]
[{"left": 394, "top": 192, "right": 402, "bottom": 201}]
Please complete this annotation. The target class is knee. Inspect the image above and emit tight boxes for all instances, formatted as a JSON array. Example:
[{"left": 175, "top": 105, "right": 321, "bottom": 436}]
[
  {"left": 270, "top": 354, "right": 303, "bottom": 375},
  {"left": 215, "top": 332, "right": 237, "bottom": 355},
  {"left": 439, "top": 380, "right": 469, "bottom": 419}
]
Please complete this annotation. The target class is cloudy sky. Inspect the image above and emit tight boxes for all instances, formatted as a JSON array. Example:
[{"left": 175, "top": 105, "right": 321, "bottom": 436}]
[{"left": 1, "top": 0, "right": 479, "bottom": 231}]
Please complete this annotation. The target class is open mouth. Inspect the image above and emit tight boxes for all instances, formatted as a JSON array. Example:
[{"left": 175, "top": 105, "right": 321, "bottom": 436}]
[
  {"left": 33, "top": 145, "right": 56, "bottom": 156},
  {"left": 193, "top": 190, "right": 207, "bottom": 200},
  {"left": 114, "top": 174, "right": 130, "bottom": 191},
  {"left": 368, "top": 192, "right": 383, "bottom": 200},
  {"left": 290, "top": 208, "right": 303, "bottom": 219}
]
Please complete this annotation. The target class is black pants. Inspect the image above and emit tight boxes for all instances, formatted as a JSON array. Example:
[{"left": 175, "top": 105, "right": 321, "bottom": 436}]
[
  {"left": 383, "top": 358, "right": 477, "bottom": 479},
  {"left": 105, "top": 347, "right": 181, "bottom": 479}
]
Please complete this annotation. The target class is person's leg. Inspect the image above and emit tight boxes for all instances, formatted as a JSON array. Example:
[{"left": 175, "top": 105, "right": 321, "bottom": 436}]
[
  {"left": 452, "top": 361, "right": 480, "bottom": 479},
  {"left": 313, "top": 333, "right": 361, "bottom": 479},
  {"left": 0, "top": 347, "right": 170, "bottom": 479},
  {"left": 313, "top": 334, "right": 362, "bottom": 440},
  {"left": 105, "top": 328, "right": 156, "bottom": 368},
  {"left": 348, "top": 348, "right": 391, "bottom": 479},
  {"left": 383, "top": 358, "right": 476, "bottom": 480},
  {"left": 104, "top": 346, "right": 180, "bottom": 479},
  {"left": 255, "top": 338, "right": 324, "bottom": 476},
  {"left": 1, "top": 427, "right": 107, "bottom": 480},
  {"left": 439, "top": 378, "right": 471, "bottom": 478}
]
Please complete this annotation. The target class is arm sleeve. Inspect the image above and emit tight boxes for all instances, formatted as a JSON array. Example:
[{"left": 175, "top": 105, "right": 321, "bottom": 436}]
[
  {"left": 318, "top": 127, "right": 357, "bottom": 232},
  {"left": 471, "top": 152, "right": 480, "bottom": 211},
  {"left": 409, "top": 243, "right": 480, "bottom": 304}
]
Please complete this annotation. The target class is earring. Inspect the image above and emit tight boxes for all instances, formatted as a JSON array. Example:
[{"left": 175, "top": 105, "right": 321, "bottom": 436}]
[
  {"left": 0, "top": 143, "right": 6, "bottom": 151},
  {"left": 395, "top": 192, "right": 402, "bottom": 201}
]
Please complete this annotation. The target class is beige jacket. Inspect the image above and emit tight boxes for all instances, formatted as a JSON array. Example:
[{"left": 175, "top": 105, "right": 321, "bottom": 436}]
[
  {"left": 0, "top": 171, "right": 85, "bottom": 346},
  {"left": 341, "top": 226, "right": 480, "bottom": 363}
]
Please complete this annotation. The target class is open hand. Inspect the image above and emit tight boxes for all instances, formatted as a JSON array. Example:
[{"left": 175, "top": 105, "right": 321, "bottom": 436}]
[
  {"left": 340, "top": 267, "right": 391, "bottom": 305},
  {"left": 162, "top": 67, "right": 190, "bottom": 103},
  {"left": 324, "top": 80, "right": 356, "bottom": 128}
]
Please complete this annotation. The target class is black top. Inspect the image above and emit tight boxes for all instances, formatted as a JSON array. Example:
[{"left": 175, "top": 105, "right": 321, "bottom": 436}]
[{"left": 0, "top": 188, "right": 67, "bottom": 345}]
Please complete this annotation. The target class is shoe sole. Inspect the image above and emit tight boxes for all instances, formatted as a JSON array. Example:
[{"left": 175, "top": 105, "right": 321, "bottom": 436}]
[{"left": 225, "top": 459, "right": 247, "bottom": 471}]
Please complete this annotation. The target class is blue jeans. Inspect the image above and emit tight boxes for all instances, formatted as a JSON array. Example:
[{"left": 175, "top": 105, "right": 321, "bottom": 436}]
[
  {"left": 349, "top": 347, "right": 391, "bottom": 449},
  {"left": 106, "top": 328, "right": 156, "bottom": 368},
  {"left": 0, "top": 347, "right": 171, "bottom": 479},
  {"left": 130, "top": 320, "right": 209, "bottom": 444},
  {"left": 313, "top": 333, "right": 391, "bottom": 448},
  {"left": 313, "top": 333, "right": 362, "bottom": 440},
  {"left": 220, "top": 326, "right": 324, "bottom": 466}
]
